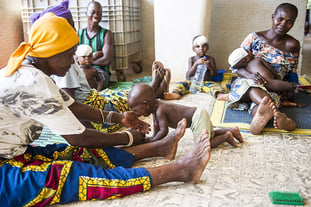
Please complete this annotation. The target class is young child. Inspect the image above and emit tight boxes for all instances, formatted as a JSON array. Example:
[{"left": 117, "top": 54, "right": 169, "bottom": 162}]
[
  {"left": 76, "top": 44, "right": 104, "bottom": 91},
  {"left": 228, "top": 48, "right": 305, "bottom": 107},
  {"left": 128, "top": 83, "right": 243, "bottom": 148},
  {"left": 164, "top": 35, "right": 227, "bottom": 100}
]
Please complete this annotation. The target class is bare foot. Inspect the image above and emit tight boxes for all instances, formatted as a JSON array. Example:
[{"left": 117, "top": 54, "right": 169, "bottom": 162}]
[
  {"left": 151, "top": 61, "right": 172, "bottom": 99},
  {"left": 157, "top": 68, "right": 171, "bottom": 97},
  {"left": 229, "top": 126, "right": 243, "bottom": 143},
  {"left": 273, "top": 111, "right": 296, "bottom": 131},
  {"left": 151, "top": 61, "right": 166, "bottom": 90},
  {"left": 216, "top": 93, "right": 229, "bottom": 101},
  {"left": 281, "top": 101, "right": 307, "bottom": 108},
  {"left": 163, "top": 92, "right": 181, "bottom": 100},
  {"left": 174, "top": 129, "right": 211, "bottom": 183},
  {"left": 164, "top": 68, "right": 171, "bottom": 92},
  {"left": 162, "top": 118, "right": 187, "bottom": 160},
  {"left": 250, "top": 96, "right": 274, "bottom": 135},
  {"left": 224, "top": 131, "right": 238, "bottom": 147}
]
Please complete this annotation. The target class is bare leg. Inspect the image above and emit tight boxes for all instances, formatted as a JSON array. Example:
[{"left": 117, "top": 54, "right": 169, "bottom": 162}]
[
  {"left": 273, "top": 111, "right": 296, "bottom": 131},
  {"left": 250, "top": 96, "right": 275, "bottom": 135},
  {"left": 147, "top": 129, "right": 211, "bottom": 186},
  {"left": 123, "top": 118, "right": 187, "bottom": 161}
]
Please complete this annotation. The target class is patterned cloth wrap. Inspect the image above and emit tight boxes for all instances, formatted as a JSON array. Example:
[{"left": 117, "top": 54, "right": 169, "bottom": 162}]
[
  {"left": 173, "top": 80, "right": 225, "bottom": 98},
  {"left": 83, "top": 89, "right": 130, "bottom": 132},
  {"left": 227, "top": 32, "right": 299, "bottom": 112},
  {"left": 0, "top": 144, "right": 151, "bottom": 206}
]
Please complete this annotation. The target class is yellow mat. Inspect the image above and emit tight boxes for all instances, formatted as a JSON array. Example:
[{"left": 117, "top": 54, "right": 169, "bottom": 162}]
[{"left": 211, "top": 74, "right": 311, "bottom": 135}]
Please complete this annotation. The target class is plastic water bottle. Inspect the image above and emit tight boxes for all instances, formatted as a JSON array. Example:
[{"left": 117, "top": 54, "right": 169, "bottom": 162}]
[{"left": 189, "top": 64, "right": 207, "bottom": 94}]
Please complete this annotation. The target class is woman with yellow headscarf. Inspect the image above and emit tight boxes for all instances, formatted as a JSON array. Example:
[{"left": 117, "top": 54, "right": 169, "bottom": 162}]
[{"left": 0, "top": 13, "right": 212, "bottom": 206}]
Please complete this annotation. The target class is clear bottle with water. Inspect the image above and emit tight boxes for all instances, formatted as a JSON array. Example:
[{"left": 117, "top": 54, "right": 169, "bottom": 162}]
[{"left": 189, "top": 64, "right": 207, "bottom": 94}]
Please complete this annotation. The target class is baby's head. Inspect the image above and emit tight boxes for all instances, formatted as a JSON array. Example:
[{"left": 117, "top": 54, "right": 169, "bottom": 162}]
[
  {"left": 75, "top": 44, "right": 93, "bottom": 66},
  {"left": 128, "top": 83, "right": 156, "bottom": 117},
  {"left": 228, "top": 48, "right": 252, "bottom": 69},
  {"left": 192, "top": 35, "right": 209, "bottom": 57}
]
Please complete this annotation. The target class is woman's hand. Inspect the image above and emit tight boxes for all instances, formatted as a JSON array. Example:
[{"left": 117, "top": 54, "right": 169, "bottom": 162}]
[
  {"left": 250, "top": 72, "right": 267, "bottom": 85},
  {"left": 121, "top": 111, "right": 151, "bottom": 134}
]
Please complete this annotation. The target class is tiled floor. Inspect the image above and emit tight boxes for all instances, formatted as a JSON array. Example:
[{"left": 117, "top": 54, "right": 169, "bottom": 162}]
[
  {"left": 54, "top": 38, "right": 311, "bottom": 206},
  {"left": 54, "top": 93, "right": 311, "bottom": 207}
]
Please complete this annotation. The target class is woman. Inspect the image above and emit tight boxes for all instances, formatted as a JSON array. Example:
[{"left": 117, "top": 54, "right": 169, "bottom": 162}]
[
  {"left": 227, "top": 3, "right": 299, "bottom": 134},
  {"left": 0, "top": 13, "right": 212, "bottom": 206},
  {"left": 30, "top": 0, "right": 170, "bottom": 133}
]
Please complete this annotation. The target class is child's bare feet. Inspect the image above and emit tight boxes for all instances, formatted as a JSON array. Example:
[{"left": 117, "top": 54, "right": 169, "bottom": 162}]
[
  {"left": 163, "top": 92, "right": 182, "bottom": 100},
  {"left": 216, "top": 93, "right": 229, "bottom": 101},
  {"left": 250, "top": 96, "right": 275, "bottom": 135},
  {"left": 151, "top": 61, "right": 172, "bottom": 99},
  {"left": 229, "top": 126, "right": 243, "bottom": 143},
  {"left": 223, "top": 131, "right": 238, "bottom": 147},
  {"left": 174, "top": 129, "right": 211, "bottom": 183},
  {"left": 162, "top": 118, "right": 187, "bottom": 160},
  {"left": 273, "top": 111, "right": 296, "bottom": 131},
  {"left": 164, "top": 68, "right": 171, "bottom": 92}
]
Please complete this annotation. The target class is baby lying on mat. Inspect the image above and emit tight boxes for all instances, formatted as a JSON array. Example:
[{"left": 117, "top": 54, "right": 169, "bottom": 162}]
[{"left": 128, "top": 83, "right": 243, "bottom": 147}]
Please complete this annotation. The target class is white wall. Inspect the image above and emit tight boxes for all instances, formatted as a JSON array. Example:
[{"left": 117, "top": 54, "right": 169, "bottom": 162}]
[{"left": 154, "top": 0, "right": 213, "bottom": 81}]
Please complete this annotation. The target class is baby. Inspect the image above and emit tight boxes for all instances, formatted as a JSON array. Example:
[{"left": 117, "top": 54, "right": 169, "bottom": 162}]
[
  {"left": 228, "top": 48, "right": 305, "bottom": 107},
  {"left": 76, "top": 44, "right": 104, "bottom": 91},
  {"left": 128, "top": 83, "right": 243, "bottom": 148}
]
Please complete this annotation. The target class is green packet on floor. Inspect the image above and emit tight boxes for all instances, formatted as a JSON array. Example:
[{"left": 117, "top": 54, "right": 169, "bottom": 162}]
[{"left": 269, "top": 191, "right": 304, "bottom": 205}]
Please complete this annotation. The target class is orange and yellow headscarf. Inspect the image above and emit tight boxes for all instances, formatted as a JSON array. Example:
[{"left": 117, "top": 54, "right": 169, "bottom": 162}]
[{"left": 5, "top": 13, "right": 79, "bottom": 76}]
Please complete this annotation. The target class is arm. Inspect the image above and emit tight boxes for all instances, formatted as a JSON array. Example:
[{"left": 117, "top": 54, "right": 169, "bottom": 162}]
[
  {"left": 187, "top": 57, "right": 204, "bottom": 78},
  {"left": 94, "top": 69, "right": 104, "bottom": 91},
  {"left": 236, "top": 68, "right": 267, "bottom": 85},
  {"left": 69, "top": 101, "right": 150, "bottom": 133},
  {"left": 285, "top": 37, "right": 300, "bottom": 73},
  {"left": 63, "top": 127, "right": 145, "bottom": 148},
  {"left": 205, "top": 56, "right": 218, "bottom": 77},
  {"left": 92, "top": 30, "right": 114, "bottom": 67},
  {"left": 148, "top": 109, "right": 169, "bottom": 142}
]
